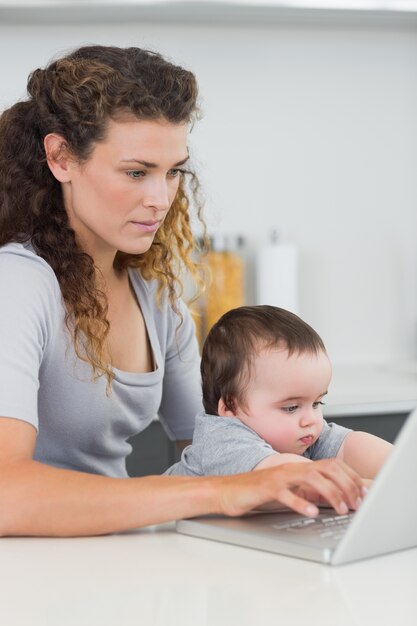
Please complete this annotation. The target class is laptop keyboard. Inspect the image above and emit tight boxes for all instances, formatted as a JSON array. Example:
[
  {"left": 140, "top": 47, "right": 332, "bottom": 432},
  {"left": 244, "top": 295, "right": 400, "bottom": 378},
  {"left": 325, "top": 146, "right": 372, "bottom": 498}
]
[{"left": 272, "top": 513, "right": 354, "bottom": 540}]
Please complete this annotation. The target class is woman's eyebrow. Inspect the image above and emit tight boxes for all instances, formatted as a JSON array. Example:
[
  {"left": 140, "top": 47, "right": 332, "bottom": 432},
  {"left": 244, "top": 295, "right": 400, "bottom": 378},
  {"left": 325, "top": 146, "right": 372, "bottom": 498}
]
[{"left": 120, "top": 156, "right": 189, "bottom": 168}]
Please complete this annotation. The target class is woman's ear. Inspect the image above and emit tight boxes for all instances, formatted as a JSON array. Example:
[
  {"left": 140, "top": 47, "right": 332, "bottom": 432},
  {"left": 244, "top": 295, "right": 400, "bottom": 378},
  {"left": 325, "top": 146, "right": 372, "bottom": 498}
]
[
  {"left": 44, "top": 133, "right": 73, "bottom": 183},
  {"left": 217, "top": 397, "right": 237, "bottom": 417}
]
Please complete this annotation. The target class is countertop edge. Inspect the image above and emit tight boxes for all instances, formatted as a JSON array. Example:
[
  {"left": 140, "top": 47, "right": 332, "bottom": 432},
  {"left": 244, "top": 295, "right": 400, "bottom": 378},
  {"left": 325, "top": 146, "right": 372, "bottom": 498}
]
[{"left": 325, "top": 400, "right": 417, "bottom": 418}]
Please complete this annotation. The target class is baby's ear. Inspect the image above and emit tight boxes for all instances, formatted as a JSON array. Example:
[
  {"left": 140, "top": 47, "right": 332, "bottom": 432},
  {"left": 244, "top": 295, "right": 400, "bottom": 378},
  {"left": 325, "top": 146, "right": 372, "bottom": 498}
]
[{"left": 218, "top": 397, "right": 237, "bottom": 417}]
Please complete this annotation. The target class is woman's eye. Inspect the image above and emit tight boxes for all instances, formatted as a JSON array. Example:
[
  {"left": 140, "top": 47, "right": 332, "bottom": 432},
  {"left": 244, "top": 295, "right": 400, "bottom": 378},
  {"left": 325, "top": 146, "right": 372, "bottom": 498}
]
[
  {"left": 282, "top": 405, "right": 298, "bottom": 414},
  {"left": 168, "top": 168, "right": 185, "bottom": 178},
  {"left": 126, "top": 170, "right": 145, "bottom": 179},
  {"left": 313, "top": 401, "right": 325, "bottom": 409}
]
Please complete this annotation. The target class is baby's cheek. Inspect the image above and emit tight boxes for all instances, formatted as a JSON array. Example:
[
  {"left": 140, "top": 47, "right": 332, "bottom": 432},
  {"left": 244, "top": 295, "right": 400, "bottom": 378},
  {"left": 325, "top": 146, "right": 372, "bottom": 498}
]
[{"left": 258, "top": 422, "right": 295, "bottom": 453}]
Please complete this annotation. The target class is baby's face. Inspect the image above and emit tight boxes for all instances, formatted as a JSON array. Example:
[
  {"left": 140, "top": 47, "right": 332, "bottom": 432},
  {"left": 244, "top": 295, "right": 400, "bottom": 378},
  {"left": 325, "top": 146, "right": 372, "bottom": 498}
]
[{"left": 233, "top": 347, "right": 331, "bottom": 454}]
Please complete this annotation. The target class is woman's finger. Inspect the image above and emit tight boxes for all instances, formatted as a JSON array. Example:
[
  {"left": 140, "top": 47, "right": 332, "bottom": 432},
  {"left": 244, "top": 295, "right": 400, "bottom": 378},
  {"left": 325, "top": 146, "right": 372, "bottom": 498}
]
[
  {"left": 313, "top": 459, "right": 364, "bottom": 510},
  {"left": 281, "top": 462, "right": 358, "bottom": 514},
  {"left": 275, "top": 487, "right": 319, "bottom": 518}
]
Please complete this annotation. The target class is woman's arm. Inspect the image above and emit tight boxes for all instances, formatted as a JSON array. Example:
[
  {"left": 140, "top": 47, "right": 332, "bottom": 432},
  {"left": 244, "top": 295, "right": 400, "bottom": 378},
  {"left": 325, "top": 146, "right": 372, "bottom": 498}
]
[
  {"left": 0, "top": 417, "right": 365, "bottom": 537},
  {"left": 337, "top": 430, "right": 393, "bottom": 479}
]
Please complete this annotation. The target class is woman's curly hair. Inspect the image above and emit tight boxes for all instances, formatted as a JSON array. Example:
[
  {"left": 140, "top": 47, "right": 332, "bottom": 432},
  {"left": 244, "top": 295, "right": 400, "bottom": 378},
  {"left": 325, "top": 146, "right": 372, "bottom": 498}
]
[{"left": 0, "top": 45, "right": 206, "bottom": 390}]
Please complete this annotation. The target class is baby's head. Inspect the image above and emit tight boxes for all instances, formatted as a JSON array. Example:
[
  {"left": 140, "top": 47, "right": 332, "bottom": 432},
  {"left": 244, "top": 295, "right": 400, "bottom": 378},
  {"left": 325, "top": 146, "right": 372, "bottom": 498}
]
[{"left": 201, "top": 305, "right": 332, "bottom": 454}]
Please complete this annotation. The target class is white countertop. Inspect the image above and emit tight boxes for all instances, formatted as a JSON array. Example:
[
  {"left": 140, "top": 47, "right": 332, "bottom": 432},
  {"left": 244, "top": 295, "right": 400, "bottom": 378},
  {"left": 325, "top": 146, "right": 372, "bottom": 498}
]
[
  {"left": 325, "top": 362, "right": 417, "bottom": 417},
  {"left": 1, "top": 523, "right": 415, "bottom": 626}
]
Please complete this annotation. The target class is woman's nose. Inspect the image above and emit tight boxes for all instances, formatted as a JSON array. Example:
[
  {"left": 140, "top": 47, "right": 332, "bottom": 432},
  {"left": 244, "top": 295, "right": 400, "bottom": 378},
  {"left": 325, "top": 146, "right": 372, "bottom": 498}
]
[{"left": 142, "top": 178, "right": 171, "bottom": 213}]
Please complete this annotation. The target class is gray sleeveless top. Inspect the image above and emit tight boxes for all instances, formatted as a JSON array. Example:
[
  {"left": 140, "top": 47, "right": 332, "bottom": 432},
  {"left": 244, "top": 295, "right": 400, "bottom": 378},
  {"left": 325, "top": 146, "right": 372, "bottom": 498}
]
[{"left": 0, "top": 242, "right": 202, "bottom": 477}]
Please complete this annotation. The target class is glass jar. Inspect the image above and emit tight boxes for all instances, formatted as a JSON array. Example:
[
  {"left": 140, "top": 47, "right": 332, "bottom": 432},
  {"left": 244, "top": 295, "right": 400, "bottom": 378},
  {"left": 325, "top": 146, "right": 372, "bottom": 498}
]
[{"left": 204, "top": 234, "right": 245, "bottom": 335}]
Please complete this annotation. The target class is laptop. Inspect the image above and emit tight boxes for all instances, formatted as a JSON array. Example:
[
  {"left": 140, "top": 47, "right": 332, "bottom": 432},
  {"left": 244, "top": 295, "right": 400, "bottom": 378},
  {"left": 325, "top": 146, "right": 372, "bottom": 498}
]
[{"left": 176, "top": 407, "right": 417, "bottom": 565}]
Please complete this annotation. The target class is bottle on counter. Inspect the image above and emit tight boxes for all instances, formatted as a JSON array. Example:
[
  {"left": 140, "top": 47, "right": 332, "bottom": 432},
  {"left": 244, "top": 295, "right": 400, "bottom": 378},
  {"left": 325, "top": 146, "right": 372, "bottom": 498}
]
[
  {"left": 255, "top": 229, "right": 298, "bottom": 314},
  {"left": 184, "top": 236, "right": 208, "bottom": 352},
  {"left": 204, "top": 234, "right": 246, "bottom": 336}
]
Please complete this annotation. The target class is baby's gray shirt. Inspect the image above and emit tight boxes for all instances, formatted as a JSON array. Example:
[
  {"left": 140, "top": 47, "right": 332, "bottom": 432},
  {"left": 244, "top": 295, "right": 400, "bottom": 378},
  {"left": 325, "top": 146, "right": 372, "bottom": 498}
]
[{"left": 165, "top": 412, "right": 352, "bottom": 476}]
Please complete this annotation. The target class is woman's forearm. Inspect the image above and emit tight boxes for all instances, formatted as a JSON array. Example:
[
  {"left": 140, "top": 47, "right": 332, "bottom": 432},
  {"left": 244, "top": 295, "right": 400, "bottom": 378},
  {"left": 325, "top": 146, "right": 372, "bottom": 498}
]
[
  {"left": 0, "top": 456, "right": 366, "bottom": 537},
  {"left": 0, "top": 460, "right": 218, "bottom": 537}
]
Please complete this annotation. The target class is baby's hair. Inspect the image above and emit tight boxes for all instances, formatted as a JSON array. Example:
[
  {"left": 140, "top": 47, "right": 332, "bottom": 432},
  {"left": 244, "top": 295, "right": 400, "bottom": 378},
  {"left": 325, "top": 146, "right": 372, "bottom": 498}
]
[{"left": 201, "top": 305, "right": 326, "bottom": 415}]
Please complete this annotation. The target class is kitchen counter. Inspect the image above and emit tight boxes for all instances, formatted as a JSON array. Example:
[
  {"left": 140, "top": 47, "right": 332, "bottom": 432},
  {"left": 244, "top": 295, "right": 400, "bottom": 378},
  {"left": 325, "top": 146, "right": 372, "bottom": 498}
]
[
  {"left": 0, "top": 523, "right": 415, "bottom": 626},
  {"left": 325, "top": 362, "right": 417, "bottom": 417}
]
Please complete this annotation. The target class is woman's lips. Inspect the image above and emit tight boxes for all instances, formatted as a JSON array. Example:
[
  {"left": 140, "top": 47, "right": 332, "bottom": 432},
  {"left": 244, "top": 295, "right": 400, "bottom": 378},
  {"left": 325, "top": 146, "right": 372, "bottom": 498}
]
[{"left": 130, "top": 220, "right": 160, "bottom": 233}]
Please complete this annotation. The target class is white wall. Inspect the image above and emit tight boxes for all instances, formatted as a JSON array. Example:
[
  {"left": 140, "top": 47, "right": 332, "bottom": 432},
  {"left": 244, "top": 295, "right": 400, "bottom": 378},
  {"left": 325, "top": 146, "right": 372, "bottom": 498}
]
[{"left": 1, "top": 16, "right": 417, "bottom": 364}]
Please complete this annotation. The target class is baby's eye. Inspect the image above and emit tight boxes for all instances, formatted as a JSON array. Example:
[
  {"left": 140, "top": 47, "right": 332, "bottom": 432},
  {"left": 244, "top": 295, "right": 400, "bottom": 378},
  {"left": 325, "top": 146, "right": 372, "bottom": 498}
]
[
  {"left": 282, "top": 405, "right": 298, "bottom": 414},
  {"left": 313, "top": 401, "right": 325, "bottom": 409},
  {"left": 126, "top": 170, "right": 145, "bottom": 179}
]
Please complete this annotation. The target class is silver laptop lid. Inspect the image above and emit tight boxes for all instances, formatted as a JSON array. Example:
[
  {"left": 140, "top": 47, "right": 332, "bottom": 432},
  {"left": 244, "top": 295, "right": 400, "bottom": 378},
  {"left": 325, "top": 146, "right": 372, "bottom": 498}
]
[{"left": 331, "top": 406, "right": 417, "bottom": 564}]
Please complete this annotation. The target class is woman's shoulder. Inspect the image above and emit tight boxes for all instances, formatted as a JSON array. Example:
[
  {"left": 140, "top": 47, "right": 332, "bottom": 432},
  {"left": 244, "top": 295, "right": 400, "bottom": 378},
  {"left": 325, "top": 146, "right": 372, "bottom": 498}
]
[
  {"left": 1, "top": 240, "right": 55, "bottom": 271},
  {"left": 0, "top": 241, "right": 61, "bottom": 297}
]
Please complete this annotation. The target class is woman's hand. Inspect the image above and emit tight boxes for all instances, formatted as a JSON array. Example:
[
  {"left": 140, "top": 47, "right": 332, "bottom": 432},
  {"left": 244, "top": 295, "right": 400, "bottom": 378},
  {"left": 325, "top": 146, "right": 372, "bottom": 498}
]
[{"left": 213, "top": 458, "right": 366, "bottom": 518}]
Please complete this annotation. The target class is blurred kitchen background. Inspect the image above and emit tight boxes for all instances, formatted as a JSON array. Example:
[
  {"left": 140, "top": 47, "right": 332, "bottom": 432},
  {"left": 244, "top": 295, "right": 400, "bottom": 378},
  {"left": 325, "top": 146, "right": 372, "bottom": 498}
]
[{"left": 1, "top": 0, "right": 417, "bottom": 472}]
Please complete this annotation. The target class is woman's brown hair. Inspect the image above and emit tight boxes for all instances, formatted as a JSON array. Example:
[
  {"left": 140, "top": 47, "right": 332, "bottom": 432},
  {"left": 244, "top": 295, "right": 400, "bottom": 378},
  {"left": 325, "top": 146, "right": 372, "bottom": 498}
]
[{"left": 0, "top": 45, "right": 205, "bottom": 389}]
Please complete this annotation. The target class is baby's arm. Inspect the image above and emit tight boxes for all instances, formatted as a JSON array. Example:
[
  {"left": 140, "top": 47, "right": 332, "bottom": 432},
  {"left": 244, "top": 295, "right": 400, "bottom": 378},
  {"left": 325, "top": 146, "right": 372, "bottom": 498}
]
[
  {"left": 336, "top": 431, "right": 393, "bottom": 479},
  {"left": 253, "top": 453, "right": 311, "bottom": 471}
]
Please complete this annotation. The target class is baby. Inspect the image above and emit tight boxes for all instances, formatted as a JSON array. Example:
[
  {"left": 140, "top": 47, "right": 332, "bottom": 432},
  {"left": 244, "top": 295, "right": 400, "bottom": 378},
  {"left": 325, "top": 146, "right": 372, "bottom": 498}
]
[{"left": 166, "top": 305, "right": 392, "bottom": 478}]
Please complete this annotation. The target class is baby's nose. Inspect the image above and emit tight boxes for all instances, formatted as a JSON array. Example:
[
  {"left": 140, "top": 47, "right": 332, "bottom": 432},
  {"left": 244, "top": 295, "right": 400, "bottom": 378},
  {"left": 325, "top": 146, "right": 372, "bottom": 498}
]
[{"left": 299, "top": 410, "right": 316, "bottom": 427}]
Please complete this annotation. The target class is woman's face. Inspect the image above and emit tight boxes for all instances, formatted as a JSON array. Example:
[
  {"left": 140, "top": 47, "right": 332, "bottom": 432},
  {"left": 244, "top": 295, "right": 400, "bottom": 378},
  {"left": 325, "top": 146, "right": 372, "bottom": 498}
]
[{"left": 61, "top": 117, "right": 189, "bottom": 262}]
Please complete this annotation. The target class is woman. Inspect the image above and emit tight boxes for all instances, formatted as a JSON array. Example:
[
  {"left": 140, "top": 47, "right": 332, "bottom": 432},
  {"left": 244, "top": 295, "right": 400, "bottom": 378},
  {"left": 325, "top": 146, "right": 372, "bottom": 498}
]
[{"left": 0, "top": 45, "right": 364, "bottom": 536}]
